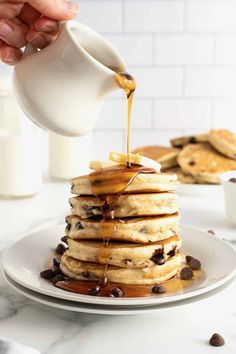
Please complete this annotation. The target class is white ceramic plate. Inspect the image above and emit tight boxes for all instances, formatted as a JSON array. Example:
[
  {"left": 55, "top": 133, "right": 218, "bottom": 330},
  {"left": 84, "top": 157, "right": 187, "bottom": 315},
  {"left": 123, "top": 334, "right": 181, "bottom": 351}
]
[
  {"left": 178, "top": 184, "right": 221, "bottom": 197},
  {"left": 3, "top": 270, "right": 235, "bottom": 316},
  {"left": 2, "top": 225, "right": 236, "bottom": 306}
]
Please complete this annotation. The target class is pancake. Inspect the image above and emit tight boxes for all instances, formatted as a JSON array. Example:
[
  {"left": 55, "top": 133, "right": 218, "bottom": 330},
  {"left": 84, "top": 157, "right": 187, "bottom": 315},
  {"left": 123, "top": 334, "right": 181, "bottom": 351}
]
[
  {"left": 65, "top": 235, "right": 181, "bottom": 268},
  {"left": 71, "top": 171, "right": 178, "bottom": 195},
  {"left": 208, "top": 129, "right": 236, "bottom": 160},
  {"left": 69, "top": 193, "right": 179, "bottom": 219},
  {"left": 65, "top": 213, "right": 180, "bottom": 243},
  {"left": 177, "top": 143, "right": 236, "bottom": 184},
  {"left": 132, "top": 146, "right": 180, "bottom": 170},
  {"left": 60, "top": 253, "right": 182, "bottom": 285},
  {"left": 165, "top": 167, "right": 198, "bottom": 184},
  {"left": 171, "top": 133, "right": 208, "bottom": 148}
]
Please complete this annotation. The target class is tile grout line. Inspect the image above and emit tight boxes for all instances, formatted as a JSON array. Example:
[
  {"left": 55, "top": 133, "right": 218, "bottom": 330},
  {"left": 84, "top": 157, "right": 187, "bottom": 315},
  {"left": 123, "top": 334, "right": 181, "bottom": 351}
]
[
  {"left": 183, "top": 0, "right": 188, "bottom": 33},
  {"left": 152, "top": 33, "right": 156, "bottom": 66},
  {"left": 151, "top": 98, "right": 156, "bottom": 130}
]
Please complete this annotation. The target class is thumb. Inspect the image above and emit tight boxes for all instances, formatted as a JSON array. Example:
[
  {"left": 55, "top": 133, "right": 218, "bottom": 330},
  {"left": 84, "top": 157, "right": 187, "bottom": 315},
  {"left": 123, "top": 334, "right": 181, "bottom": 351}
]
[{"left": 27, "top": 0, "right": 79, "bottom": 21}]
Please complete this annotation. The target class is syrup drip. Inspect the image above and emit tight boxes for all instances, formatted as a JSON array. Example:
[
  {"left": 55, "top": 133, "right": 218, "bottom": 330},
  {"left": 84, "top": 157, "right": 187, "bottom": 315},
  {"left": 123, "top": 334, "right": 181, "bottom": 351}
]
[{"left": 88, "top": 164, "right": 156, "bottom": 283}]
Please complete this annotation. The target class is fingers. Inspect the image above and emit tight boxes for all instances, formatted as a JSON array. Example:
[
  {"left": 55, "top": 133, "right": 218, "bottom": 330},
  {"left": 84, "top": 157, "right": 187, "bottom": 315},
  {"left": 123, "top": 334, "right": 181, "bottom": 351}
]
[
  {"left": 19, "top": 3, "right": 41, "bottom": 28},
  {"left": 27, "top": 0, "right": 79, "bottom": 21},
  {"left": 0, "top": 45, "right": 23, "bottom": 65},
  {"left": 0, "top": 18, "right": 28, "bottom": 48},
  {"left": 34, "top": 16, "right": 59, "bottom": 34},
  {"left": 26, "top": 29, "right": 57, "bottom": 49},
  {"left": 26, "top": 16, "right": 60, "bottom": 49},
  {"left": 0, "top": 1, "right": 23, "bottom": 19}
]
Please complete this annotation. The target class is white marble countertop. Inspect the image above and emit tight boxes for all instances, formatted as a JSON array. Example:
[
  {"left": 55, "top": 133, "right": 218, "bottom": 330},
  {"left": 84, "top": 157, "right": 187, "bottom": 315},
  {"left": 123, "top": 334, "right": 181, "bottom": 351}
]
[{"left": 0, "top": 181, "right": 236, "bottom": 354}]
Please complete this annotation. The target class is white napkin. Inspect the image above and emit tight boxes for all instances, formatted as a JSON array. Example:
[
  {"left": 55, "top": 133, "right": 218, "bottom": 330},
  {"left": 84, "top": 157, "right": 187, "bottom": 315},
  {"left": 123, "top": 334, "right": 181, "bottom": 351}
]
[{"left": 0, "top": 337, "right": 40, "bottom": 354}]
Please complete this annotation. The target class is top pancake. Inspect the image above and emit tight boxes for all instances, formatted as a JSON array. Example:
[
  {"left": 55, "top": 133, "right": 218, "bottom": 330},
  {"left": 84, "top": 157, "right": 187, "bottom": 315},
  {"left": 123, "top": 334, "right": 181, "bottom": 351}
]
[
  {"left": 132, "top": 146, "right": 180, "bottom": 170},
  {"left": 208, "top": 129, "right": 236, "bottom": 160},
  {"left": 71, "top": 170, "right": 179, "bottom": 195},
  {"left": 178, "top": 142, "right": 236, "bottom": 184}
]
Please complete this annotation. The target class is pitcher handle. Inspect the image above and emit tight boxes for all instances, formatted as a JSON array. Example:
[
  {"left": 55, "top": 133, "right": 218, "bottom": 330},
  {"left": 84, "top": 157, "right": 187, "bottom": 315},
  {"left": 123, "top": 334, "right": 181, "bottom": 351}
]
[{"left": 22, "top": 43, "right": 38, "bottom": 58}]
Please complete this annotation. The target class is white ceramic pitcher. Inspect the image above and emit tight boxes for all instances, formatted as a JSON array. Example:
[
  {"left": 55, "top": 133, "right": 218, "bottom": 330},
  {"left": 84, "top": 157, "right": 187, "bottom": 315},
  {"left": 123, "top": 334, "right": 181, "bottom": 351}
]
[{"left": 13, "top": 21, "right": 127, "bottom": 136}]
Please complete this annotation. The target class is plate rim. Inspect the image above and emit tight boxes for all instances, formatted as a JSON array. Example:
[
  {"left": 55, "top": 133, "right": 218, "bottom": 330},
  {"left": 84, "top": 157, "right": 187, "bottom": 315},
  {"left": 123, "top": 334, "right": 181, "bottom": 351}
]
[
  {"left": 4, "top": 270, "right": 236, "bottom": 316},
  {"left": 2, "top": 225, "right": 236, "bottom": 306}
]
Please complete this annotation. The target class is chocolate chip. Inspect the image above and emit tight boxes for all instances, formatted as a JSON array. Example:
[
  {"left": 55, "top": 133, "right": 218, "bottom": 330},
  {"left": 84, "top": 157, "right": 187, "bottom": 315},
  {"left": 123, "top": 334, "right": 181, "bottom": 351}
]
[
  {"left": 66, "top": 223, "right": 71, "bottom": 232},
  {"left": 185, "top": 255, "right": 193, "bottom": 264},
  {"left": 52, "top": 274, "right": 65, "bottom": 284},
  {"left": 167, "top": 247, "right": 176, "bottom": 257},
  {"left": 189, "top": 137, "right": 197, "bottom": 144},
  {"left": 76, "top": 221, "right": 84, "bottom": 230},
  {"left": 84, "top": 206, "right": 102, "bottom": 218},
  {"left": 209, "top": 333, "right": 225, "bottom": 347},
  {"left": 56, "top": 243, "right": 66, "bottom": 255},
  {"left": 152, "top": 284, "right": 166, "bottom": 294},
  {"left": 64, "top": 277, "right": 71, "bottom": 282},
  {"left": 229, "top": 177, "right": 236, "bottom": 183},
  {"left": 69, "top": 200, "right": 73, "bottom": 208},
  {"left": 88, "top": 285, "right": 100, "bottom": 296},
  {"left": 208, "top": 229, "right": 215, "bottom": 235},
  {"left": 52, "top": 268, "right": 62, "bottom": 277},
  {"left": 61, "top": 236, "right": 68, "bottom": 244},
  {"left": 40, "top": 269, "right": 54, "bottom": 279},
  {"left": 180, "top": 267, "right": 193, "bottom": 280},
  {"left": 82, "top": 271, "right": 90, "bottom": 279},
  {"left": 188, "top": 160, "right": 196, "bottom": 166},
  {"left": 189, "top": 258, "right": 201, "bottom": 270},
  {"left": 110, "top": 287, "right": 124, "bottom": 298},
  {"left": 53, "top": 257, "right": 61, "bottom": 267},
  {"left": 151, "top": 252, "right": 165, "bottom": 265}
]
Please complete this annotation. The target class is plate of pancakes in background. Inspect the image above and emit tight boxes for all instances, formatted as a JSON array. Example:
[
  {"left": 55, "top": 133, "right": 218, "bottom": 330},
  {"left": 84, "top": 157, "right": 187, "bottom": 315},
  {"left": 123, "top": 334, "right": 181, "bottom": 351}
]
[{"left": 133, "top": 129, "right": 236, "bottom": 196}]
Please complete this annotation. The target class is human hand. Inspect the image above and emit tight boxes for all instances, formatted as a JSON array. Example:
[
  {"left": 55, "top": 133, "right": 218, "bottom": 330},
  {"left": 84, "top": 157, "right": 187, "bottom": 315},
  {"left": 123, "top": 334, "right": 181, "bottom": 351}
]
[{"left": 0, "top": 0, "right": 79, "bottom": 65}]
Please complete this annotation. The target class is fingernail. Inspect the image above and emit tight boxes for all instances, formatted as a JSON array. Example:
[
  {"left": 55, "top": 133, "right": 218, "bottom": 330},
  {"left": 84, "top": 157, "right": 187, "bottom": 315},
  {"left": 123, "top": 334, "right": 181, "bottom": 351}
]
[
  {"left": 39, "top": 23, "right": 56, "bottom": 32},
  {"left": 0, "top": 22, "right": 13, "bottom": 37},
  {"left": 29, "top": 34, "right": 46, "bottom": 48},
  {"left": 5, "top": 51, "right": 17, "bottom": 62},
  {"left": 65, "top": 1, "right": 79, "bottom": 14}
]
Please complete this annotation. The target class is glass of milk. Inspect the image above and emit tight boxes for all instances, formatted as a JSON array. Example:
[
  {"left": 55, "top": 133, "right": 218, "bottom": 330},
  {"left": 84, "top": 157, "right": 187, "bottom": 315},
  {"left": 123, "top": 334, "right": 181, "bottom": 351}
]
[
  {"left": 49, "top": 132, "right": 92, "bottom": 180},
  {"left": 0, "top": 71, "right": 42, "bottom": 198}
]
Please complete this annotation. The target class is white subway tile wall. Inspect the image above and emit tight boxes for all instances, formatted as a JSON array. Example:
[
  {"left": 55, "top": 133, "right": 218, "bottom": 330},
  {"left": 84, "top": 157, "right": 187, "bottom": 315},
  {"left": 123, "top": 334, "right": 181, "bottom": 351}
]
[
  {"left": 76, "top": 0, "right": 236, "bottom": 158},
  {"left": 3, "top": 1, "right": 236, "bottom": 162}
]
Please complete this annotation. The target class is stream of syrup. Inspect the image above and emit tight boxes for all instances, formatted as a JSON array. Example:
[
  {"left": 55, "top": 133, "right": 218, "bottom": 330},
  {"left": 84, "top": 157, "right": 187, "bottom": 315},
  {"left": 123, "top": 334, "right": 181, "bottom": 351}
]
[
  {"left": 86, "top": 72, "right": 150, "bottom": 288},
  {"left": 114, "top": 72, "right": 136, "bottom": 166}
]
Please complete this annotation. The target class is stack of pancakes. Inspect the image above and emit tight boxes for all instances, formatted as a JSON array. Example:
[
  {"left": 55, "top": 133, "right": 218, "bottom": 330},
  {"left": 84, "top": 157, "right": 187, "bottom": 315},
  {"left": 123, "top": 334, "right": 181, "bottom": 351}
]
[
  {"left": 133, "top": 129, "right": 236, "bottom": 184},
  {"left": 60, "top": 166, "right": 182, "bottom": 285}
]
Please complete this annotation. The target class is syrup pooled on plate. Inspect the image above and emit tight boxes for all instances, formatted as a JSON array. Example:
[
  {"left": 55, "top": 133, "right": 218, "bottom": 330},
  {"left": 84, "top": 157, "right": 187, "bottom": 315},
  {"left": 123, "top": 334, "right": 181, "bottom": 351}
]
[{"left": 56, "top": 268, "right": 206, "bottom": 298}]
